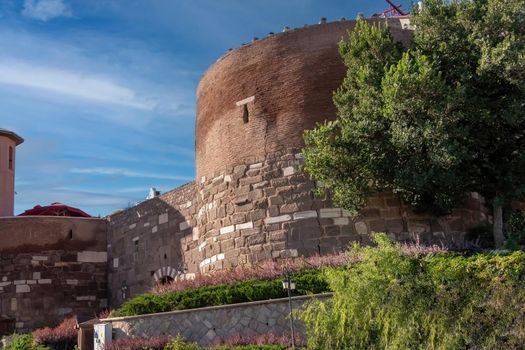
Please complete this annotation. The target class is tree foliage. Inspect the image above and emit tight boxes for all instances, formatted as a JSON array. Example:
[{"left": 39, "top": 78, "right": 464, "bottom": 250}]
[
  {"left": 303, "top": 0, "right": 525, "bottom": 244},
  {"left": 299, "top": 234, "right": 525, "bottom": 349}
]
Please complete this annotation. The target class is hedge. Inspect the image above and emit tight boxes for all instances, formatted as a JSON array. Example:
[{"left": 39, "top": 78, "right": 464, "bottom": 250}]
[{"left": 112, "top": 268, "right": 331, "bottom": 317}]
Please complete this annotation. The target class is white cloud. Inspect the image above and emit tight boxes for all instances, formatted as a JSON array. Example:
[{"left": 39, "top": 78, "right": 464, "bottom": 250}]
[
  {"left": 69, "top": 167, "right": 194, "bottom": 181},
  {"left": 0, "top": 60, "right": 154, "bottom": 110},
  {"left": 22, "top": 0, "right": 72, "bottom": 21}
]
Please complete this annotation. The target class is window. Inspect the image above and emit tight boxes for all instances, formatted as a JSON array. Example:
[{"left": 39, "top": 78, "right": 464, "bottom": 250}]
[
  {"left": 8, "top": 146, "right": 13, "bottom": 170},
  {"left": 243, "top": 104, "right": 249, "bottom": 123}
]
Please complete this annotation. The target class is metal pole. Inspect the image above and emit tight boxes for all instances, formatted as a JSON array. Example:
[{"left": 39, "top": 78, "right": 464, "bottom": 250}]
[{"left": 286, "top": 270, "right": 296, "bottom": 349}]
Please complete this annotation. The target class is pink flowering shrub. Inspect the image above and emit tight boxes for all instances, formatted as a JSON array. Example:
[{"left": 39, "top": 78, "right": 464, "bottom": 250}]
[
  {"left": 152, "top": 240, "right": 450, "bottom": 295},
  {"left": 153, "top": 253, "right": 352, "bottom": 294},
  {"left": 32, "top": 317, "right": 77, "bottom": 350},
  {"left": 104, "top": 336, "right": 170, "bottom": 350}
]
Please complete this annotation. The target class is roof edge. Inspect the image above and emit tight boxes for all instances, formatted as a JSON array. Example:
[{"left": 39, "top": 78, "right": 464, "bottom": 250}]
[{"left": 0, "top": 129, "right": 24, "bottom": 145}]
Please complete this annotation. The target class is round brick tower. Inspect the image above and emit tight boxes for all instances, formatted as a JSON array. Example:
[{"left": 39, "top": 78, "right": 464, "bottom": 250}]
[
  {"left": 0, "top": 129, "right": 23, "bottom": 217},
  {"left": 187, "top": 19, "right": 485, "bottom": 272}
]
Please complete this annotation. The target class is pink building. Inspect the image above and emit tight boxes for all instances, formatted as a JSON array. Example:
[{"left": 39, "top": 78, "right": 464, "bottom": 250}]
[{"left": 0, "top": 129, "right": 23, "bottom": 217}]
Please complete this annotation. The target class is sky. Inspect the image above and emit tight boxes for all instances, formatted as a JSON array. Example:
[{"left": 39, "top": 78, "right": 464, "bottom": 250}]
[{"left": 1, "top": 0, "right": 412, "bottom": 217}]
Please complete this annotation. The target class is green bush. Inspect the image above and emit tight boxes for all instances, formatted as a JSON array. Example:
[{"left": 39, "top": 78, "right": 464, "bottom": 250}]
[
  {"left": 300, "top": 234, "right": 525, "bottom": 350},
  {"left": 4, "top": 334, "right": 49, "bottom": 350},
  {"left": 214, "top": 346, "right": 289, "bottom": 350},
  {"left": 163, "top": 336, "right": 201, "bottom": 350},
  {"left": 113, "top": 269, "right": 331, "bottom": 317},
  {"left": 159, "top": 336, "right": 295, "bottom": 350}
]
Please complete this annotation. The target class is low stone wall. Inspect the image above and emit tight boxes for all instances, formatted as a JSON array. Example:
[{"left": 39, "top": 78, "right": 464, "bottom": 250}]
[
  {"left": 0, "top": 217, "right": 108, "bottom": 332},
  {"left": 103, "top": 294, "right": 331, "bottom": 347}
]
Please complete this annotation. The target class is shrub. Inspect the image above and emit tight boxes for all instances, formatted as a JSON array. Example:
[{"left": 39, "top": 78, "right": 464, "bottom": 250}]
[
  {"left": 4, "top": 334, "right": 49, "bottom": 350},
  {"left": 32, "top": 317, "right": 77, "bottom": 350},
  {"left": 152, "top": 254, "right": 350, "bottom": 295},
  {"left": 163, "top": 336, "right": 201, "bottom": 350},
  {"left": 211, "top": 333, "right": 305, "bottom": 348},
  {"left": 112, "top": 269, "right": 331, "bottom": 317},
  {"left": 104, "top": 336, "right": 169, "bottom": 350},
  {"left": 300, "top": 234, "right": 525, "bottom": 349}
]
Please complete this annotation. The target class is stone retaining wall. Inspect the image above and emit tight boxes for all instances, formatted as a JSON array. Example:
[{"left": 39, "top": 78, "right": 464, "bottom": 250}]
[{"left": 103, "top": 294, "right": 331, "bottom": 347}]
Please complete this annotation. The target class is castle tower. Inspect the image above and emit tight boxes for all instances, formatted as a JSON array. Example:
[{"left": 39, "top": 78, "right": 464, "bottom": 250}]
[
  {"left": 191, "top": 19, "right": 417, "bottom": 271},
  {"left": 0, "top": 129, "right": 24, "bottom": 217}
]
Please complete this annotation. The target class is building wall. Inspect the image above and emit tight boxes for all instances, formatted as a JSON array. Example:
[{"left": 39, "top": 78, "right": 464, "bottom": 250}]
[
  {"left": 0, "top": 217, "right": 107, "bottom": 331},
  {"left": 0, "top": 136, "right": 17, "bottom": 217},
  {"left": 106, "top": 183, "right": 198, "bottom": 308},
  {"left": 106, "top": 18, "right": 489, "bottom": 308},
  {"left": 104, "top": 294, "right": 331, "bottom": 347}
]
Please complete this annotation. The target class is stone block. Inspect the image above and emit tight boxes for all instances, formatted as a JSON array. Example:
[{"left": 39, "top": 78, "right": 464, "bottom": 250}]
[
  {"left": 369, "top": 219, "right": 386, "bottom": 232},
  {"left": 280, "top": 203, "right": 299, "bottom": 214},
  {"left": 249, "top": 209, "right": 266, "bottom": 221},
  {"left": 319, "top": 208, "right": 342, "bottom": 218},
  {"left": 236, "top": 221, "right": 253, "bottom": 230},
  {"left": 77, "top": 251, "right": 107, "bottom": 263},
  {"left": 269, "top": 196, "right": 284, "bottom": 206},
  {"left": 38, "top": 279, "right": 51, "bottom": 284},
  {"left": 324, "top": 226, "right": 341, "bottom": 236},
  {"left": 220, "top": 225, "right": 235, "bottom": 235},
  {"left": 280, "top": 249, "right": 298, "bottom": 258},
  {"left": 293, "top": 210, "right": 317, "bottom": 220},
  {"left": 283, "top": 166, "right": 295, "bottom": 176},
  {"left": 333, "top": 217, "right": 350, "bottom": 226},
  {"left": 159, "top": 213, "right": 169, "bottom": 224},
  {"left": 32, "top": 256, "right": 48, "bottom": 261},
  {"left": 152, "top": 225, "right": 158, "bottom": 233},
  {"left": 16, "top": 284, "right": 30, "bottom": 293},
  {"left": 264, "top": 215, "right": 291, "bottom": 225},
  {"left": 180, "top": 220, "right": 191, "bottom": 231},
  {"left": 355, "top": 221, "right": 368, "bottom": 235},
  {"left": 360, "top": 208, "right": 381, "bottom": 218}
]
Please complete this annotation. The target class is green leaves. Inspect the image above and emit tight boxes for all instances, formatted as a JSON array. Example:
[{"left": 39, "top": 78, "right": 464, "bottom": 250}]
[
  {"left": 299, "top": 235, "right": 525, "bottom": 349},
  {"left": 303, "top": 1, "right": 525, "bottom": 227}
]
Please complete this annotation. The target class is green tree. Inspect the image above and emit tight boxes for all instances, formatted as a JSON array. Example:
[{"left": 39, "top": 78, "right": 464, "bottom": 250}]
[{"left": 303, "top": 0, "right": 525, "bottom": 247}]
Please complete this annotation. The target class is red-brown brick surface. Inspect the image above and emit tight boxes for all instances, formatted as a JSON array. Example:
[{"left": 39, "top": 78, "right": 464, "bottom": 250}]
[{"left": 196, "top": 19, "right": 413, "bottom": 179}]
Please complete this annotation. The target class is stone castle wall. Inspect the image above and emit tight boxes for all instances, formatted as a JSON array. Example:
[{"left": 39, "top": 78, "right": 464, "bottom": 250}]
[
  {"left": 105, "top": 18, "right": 489, "bottom": 308},
  {"left": 106, "top": 182, "right": 198, "bottom": 307},
  {"left": 0, "top": 217, "right": 107, "bottom": 332}
]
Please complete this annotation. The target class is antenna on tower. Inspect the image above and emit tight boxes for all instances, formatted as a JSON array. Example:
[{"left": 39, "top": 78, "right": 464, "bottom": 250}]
[{"left": 372, "top": 0, "right": 409, "bottom": 18}]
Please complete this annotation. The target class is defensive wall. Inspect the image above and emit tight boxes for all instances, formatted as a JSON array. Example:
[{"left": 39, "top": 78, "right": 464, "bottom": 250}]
[
  {"left": 0, "top": 217, "right": 107, "bottom": 332},
  {"left": 106, "top": 18, "right": 489, "bottom": 308}
]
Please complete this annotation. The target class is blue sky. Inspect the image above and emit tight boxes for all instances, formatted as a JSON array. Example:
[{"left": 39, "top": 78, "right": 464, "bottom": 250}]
[{"left": 1, "top": 0, "right": 411, "bottom": 217}]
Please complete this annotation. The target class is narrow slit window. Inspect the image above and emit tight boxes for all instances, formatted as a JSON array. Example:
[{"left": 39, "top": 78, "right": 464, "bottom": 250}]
[
  {"left": 8, "top": 146, "right": 13, "bottom": 170},
  {"left": 69, "top": 229, "right": 73, "bottom": 239},
  {"left": 243, "top": 104, "right": 249, "bottom": 123}
]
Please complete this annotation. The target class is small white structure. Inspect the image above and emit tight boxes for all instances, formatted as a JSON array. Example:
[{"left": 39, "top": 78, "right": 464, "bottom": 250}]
[
  {"left": 146, "top": 187, "right": 161, "bottom": 200},
  {"left": 94, "top": 323, "right": 112, "bottom": 350}
]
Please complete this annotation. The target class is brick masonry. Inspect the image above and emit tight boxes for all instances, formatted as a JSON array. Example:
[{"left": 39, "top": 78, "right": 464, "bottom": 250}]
[{"left": 0, "top": 217, "right": 107, "bottom": 332}]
